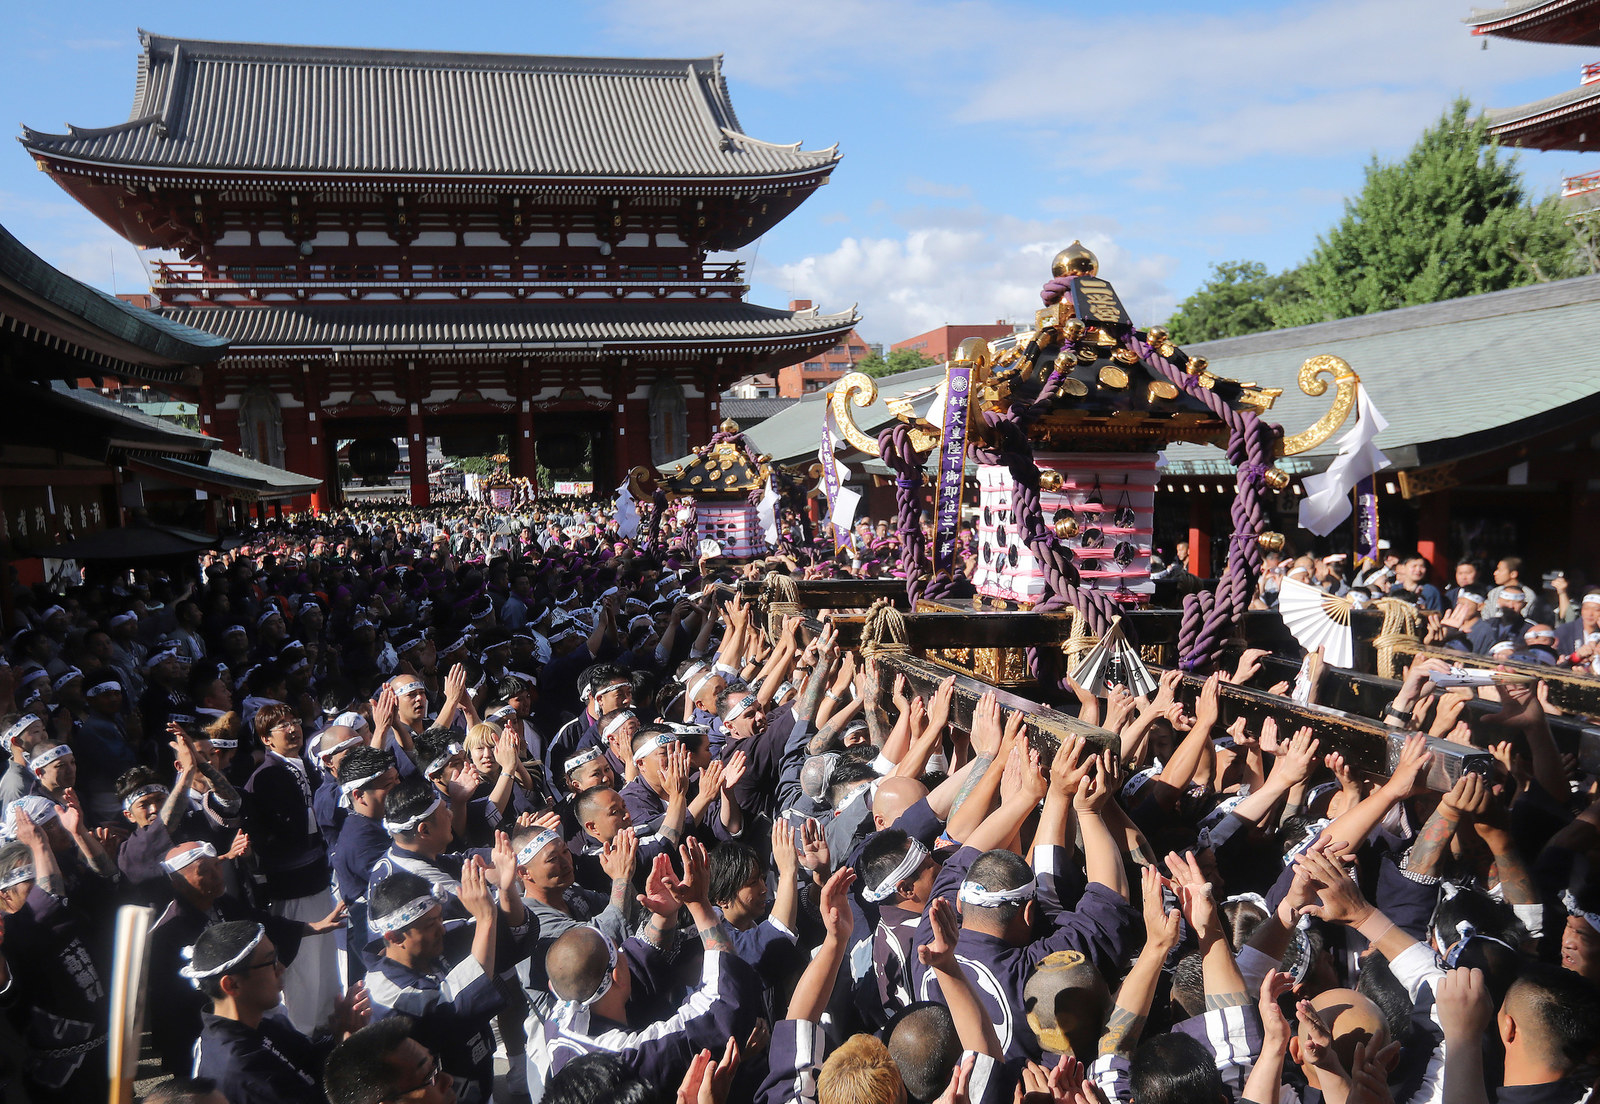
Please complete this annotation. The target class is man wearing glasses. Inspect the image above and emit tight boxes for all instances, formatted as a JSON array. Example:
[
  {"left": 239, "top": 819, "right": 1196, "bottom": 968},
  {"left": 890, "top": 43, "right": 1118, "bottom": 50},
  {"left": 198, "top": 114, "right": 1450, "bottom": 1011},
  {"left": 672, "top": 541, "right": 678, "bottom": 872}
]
[{"left": 188, "top": 920, "right": 369, "bottom": 1104}]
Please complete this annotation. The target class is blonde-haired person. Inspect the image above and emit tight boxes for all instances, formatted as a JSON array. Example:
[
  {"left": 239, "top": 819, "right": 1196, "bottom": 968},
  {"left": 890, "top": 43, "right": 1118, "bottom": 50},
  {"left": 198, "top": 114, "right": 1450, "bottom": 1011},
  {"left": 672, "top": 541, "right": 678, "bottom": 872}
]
[{"left": 459, "top": 719, "right": 535, "bottom": 847}]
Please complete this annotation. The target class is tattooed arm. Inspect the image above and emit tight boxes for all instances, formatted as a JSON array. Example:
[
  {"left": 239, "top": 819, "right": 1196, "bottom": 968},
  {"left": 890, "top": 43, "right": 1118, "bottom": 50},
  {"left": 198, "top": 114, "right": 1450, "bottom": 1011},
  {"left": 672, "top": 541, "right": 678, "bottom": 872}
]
[
  {"left": 1406, "top": 774, "right": 1475, "bottom": 882},
  {"left": 1101, "top": 867, "right": 1183, "bottom": 1056}
]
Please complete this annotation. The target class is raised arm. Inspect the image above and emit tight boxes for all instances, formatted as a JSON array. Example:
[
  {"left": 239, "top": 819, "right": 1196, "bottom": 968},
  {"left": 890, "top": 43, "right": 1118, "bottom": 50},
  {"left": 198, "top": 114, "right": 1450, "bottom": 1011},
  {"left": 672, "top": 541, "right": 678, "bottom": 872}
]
[
  {"left": 785, "top": 867, "right": 856, "bottom": 1023},
  {"left": 1099, "top": 865, "right": 1182, "bottom": 1057},
  {"left": 1168, "top": 850, "right": 1249, "bottom": 1010},
  {"left": 1074, "top": 752, "right": 1130, "bottom": 901},
  {"left": 919, "top": 896, "right": 1003, "bottom": 1058}
]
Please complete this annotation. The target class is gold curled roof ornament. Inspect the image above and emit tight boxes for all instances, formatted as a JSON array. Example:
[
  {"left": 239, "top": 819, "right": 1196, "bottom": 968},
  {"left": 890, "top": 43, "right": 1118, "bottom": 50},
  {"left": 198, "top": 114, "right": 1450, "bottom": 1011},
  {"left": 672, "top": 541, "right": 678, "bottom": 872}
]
[
  {"left": 1276, "top": 355, "right": 1360, "bottom": 457},
  {"left": 828, "top": 336, "right": 994, "bottom": 458}
]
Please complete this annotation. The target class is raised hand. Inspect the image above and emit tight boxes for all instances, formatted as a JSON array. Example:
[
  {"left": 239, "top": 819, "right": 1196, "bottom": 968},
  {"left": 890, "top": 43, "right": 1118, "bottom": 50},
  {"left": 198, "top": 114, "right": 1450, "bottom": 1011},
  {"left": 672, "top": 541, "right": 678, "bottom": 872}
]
[
  {"left": 637, "top": 852, "right": 680, "bottom": 917},
  {"left": 1439, "top": 772, "right": 1491, "bottom": 821},
  {"left": 1295, "top": 999, "right": 1345, "bottom": 1080},
  {"left": 1382, "top": 732, "right": 1433, "bottom": 798},
  {"left": 330, "top": 980, "right": 371, "bottom": 1038},
  {"left": 458, "top": 857, "right": 496, "bottom": 922},
  {"left": 1275, "top": 727, "right": 1320, "bottom": 787},
  {"left": 444, "top": 662, "right": 468, "bottom": 704},
  {"left": 1104, "top": 687, "right": 1138, "bottom": 734},
  {"left": 372, "top": 686, "right": 397, "bottom": 738},
  {"left": 1435, "top": 966, "right": 1493, "bottom": 1043},
  {"left": 668, "top": 838, "right": 712, "bottom": 906},
  {"left": 927, "top": 675, "right": 957, "bottom": 733},
  {"left": 1230, "top": 648, "right": 1271, "bottom": 685},
  {"left": 1073, "top": 755, "right": 1114, "bottom": 816},
  {"left": 720, "top": 750, "right": 748, "bottom": 792},
  {"left": 1258, "top": 969, "right": 1294, "bottom": 1052},
  {"left": 917, "top": 896, "right": 962, "bottom": 971},
  {"left": 1294, "top": 842, "right": 1371, "bottom": 926},
  {"left": 818, "top": 866, "right": 857, "bottom": 943},
  {"left": 1049, "top": 734, "right": 1089, "bottom": 797},
  {"left": 662, "top": 743, "right": 691, "bottom": 800},
  {"left": 223, "top": 830, "right": 251, "bottom": 861},
  {"left": 1165, "top": 850, "right": 1216, "bottom": 939},
  {"left": 970, "top": 691, "right": 1002, "bottom": 758},
  {"left": 600, "top": 826, "right": 639, "bottom": 884},
  {"left": 798, "top": 817, "right": 831, "bottom": 877},
  {"left": 1194, "top": 673, "right": 1223, "bottom": 730},
  {"left": 771, "top": 820, "right": 799, "bottom": 880},
  {"left": 494, "top": 726, "right": 521, "bottom": 774},
  {"left": 1140, "top": 864, "right": 1182, "bottom": 956}
]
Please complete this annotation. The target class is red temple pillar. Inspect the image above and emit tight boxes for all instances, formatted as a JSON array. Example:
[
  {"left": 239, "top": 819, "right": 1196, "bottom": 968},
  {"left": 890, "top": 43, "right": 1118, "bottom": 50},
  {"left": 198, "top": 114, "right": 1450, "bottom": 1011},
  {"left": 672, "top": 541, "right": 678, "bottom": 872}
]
[
  {"left": 408, "top": 413, "right": 429, "bottom": 506},
  {"left": 1415, "top": 490, "right": 1449, "bottom": 576},
  {"left": 303, "top": 365, "right": 329, "bottom": 514},
  {"left": 1188, "top": 493, "right": 1212, "bottom": 578}
]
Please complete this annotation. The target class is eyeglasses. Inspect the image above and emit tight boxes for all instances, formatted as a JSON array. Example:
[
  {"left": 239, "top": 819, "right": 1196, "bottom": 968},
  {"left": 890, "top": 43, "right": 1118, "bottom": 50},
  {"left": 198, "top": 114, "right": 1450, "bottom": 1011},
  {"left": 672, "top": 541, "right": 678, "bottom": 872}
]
[
  {"left": 239, "top": 952, "right": 284, "bottom": 974},
  {"left": 387, "top": 1049, "right": 448, "bottom": 1100}
]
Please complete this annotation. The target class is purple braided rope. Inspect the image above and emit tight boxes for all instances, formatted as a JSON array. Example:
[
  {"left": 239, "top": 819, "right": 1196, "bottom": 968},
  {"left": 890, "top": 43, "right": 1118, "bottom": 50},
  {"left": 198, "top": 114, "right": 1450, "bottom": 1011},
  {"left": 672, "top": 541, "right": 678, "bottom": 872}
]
[
  {"left": 1119, "top": 330, "right": 1276, "bottom": 671},
  {"left": 876, "top": 423, "right": 934, "bottom": 605}
]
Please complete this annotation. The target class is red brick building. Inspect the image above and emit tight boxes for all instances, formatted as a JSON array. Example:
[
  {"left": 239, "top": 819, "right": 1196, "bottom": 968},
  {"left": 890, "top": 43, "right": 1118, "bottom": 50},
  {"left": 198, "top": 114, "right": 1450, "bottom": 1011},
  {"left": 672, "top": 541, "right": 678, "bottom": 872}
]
[
  {"left": 891, "top": 322, "right": 1014, "bottom": 365},
  {"left": 773, "top": 301, "right": 874, "bottom": 397}
]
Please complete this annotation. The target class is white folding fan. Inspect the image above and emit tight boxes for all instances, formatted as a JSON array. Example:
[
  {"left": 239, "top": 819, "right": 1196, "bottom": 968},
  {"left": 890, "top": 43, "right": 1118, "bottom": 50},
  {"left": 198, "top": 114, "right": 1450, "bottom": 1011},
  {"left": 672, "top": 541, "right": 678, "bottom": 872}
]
[
  {"left": 1070, "top": 616, "right": 1158, "bottom": 698},
  {"left": 1277, "top": 576, "right": 1354, "bottom": 670}
]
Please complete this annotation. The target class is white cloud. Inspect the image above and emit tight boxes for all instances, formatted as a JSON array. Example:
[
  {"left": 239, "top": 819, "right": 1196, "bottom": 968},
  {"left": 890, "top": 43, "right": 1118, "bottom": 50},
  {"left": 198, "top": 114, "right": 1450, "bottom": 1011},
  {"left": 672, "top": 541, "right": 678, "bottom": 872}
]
[
  {"left": 602, "top": 0, "right": 1559, "bottom": 168},
  {"left": 760, "top": 213, "right": 1179, "bottom": 346}
]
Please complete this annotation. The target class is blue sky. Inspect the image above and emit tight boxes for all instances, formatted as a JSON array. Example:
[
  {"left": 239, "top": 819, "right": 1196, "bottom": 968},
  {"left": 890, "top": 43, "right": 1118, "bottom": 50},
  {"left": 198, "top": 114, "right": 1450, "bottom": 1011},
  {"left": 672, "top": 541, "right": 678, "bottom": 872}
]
[{"left": 4, "top": 0, "right": 1593, "bottom": 345}]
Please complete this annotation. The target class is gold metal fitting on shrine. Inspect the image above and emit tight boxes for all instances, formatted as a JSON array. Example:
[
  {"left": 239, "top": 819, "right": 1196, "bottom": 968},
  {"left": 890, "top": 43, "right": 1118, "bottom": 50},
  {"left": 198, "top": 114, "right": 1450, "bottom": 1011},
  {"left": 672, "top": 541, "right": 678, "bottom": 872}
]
[
  {"left": 1054, "top": 517, "right": 1079, "bottom": 540},
  {"left": 1038, "top": 470, "right": 1066, "bottom": 493},
  {"left": 1185, "top": 355, "right": 1209, "bottom": 377},
  {"left": 1257, "top": 532, "right": 1286, "bottom": 552},
  {"left": 1062, "top": 318, "right": 1086, "bottom": 342},
  {"left": 1145, "top": 325, "right": 1169, "bottom": 345},
  {"left": 1052, "top": 240, "right": 1099, "bottom": 278},
  {"left": 1262, "top": 468, "right": 1291, "bottom": 491}
]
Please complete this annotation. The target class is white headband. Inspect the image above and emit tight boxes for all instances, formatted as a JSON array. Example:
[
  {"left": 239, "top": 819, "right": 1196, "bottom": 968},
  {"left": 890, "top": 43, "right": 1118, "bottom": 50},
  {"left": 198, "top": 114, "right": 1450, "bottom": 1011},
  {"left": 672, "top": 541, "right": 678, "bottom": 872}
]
[
  {"left": 86, "top": 681, "right": 121, "bottom": 698},
  {"left": 601, "top": 711, "right": 636, "bottom": 738},
  {"left": 393, "top": 680, "right": 427, "bottom": 696},
  {"left": 209, "top": 736, "right": 239, "bottom": 750},
  {"left": 28, "top": 745, "right": 71, "bottom": 771},
  {"left": 383, "top": 794, "right": 443, "bottom": 834},
  {"left": 687, "top": 672, "right": 717, "bottom": 702},
  {"left": 371, "top": 894, "right": 442, "bottom": 936},
  {"left": 556, "top": 930, "right": 617, "bottom": 1012},
  {"left": 179, "top": 924, "right": 265, "bottom": 989},
  {"left": 341, "top": 770, "right": 388, "bottom": 795},
  {"left": 161, "top": 842, "right": 218, "bottom": 874},
  {"left": 565, "top": 746, "right": 604, "bottom": 775},
  {"left": 1564, "top": 890, "right": 1600, "bottom": 935},
  {"left": 1, "top": 715, "right": 39, "bottom": 749},
  {"left": 863, "top": 840, "right": 929, "bottom": 903},
  {"left": 632, "top": 731, "right": 679, "bottom": 762},
  {"left": 0, "top": 863, "right": 35, "bottom": 891},
  {"left": 423, "top": 743, "right": 463, "bottom": 779},
  {"left": 316, "top": 735, "right": 363, "bottom": 761},
  {"left": 516, "top": 829, "right": 560, "bottom": 866},
  {"left": 122, "top": 785, "right": 169, "bottom": 812},
  {"left": 722, "top": 694, "right": 758, "bottom": 723},
  {"left": 958, "top": 880, "right": 1036, "bottom": 908},
  {"left": 51, "top": 669, "right": 82, "bottom": 691},
  {"left": 1584, "top": 593, "right": 1600, "bottom": 606}
]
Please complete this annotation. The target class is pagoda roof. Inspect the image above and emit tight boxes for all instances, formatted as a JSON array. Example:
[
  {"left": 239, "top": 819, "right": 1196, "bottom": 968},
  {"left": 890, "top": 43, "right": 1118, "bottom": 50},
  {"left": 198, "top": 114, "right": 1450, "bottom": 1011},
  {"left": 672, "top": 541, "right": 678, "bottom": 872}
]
[
  {"left": 0, "top": 220, "right": 228, "bottom": 386},
  {"left": 19, "top": 32, "right": 840, "bottom": 186},
  {"left": 153, "top": 300, "right": 859, "bottom": 357},
  {"left": 1465, "top": 0, "right": 1600, "bottom": 44},
  {"left": 1484, "top": 83, "right": 1600, "bottom": 150}
]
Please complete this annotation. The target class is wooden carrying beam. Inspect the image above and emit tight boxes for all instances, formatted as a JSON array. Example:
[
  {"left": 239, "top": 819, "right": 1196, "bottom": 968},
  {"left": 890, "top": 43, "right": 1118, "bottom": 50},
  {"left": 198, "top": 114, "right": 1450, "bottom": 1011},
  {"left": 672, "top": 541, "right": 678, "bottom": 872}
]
[
  {"left": 1216, "top": 644, "right": 1600, "bottom": 777},
  {"left": 1159, "top": 668, "right": 1489, "bottom": 791},
  {"left": 737, "top": 577, "right": 911, "bottom": 610},
  {"left": 1387, "top": 641, "right": 1600, "bottom": 717},
  {"left": 867, "top": 651, "right": 1120, "bottom": 757}
]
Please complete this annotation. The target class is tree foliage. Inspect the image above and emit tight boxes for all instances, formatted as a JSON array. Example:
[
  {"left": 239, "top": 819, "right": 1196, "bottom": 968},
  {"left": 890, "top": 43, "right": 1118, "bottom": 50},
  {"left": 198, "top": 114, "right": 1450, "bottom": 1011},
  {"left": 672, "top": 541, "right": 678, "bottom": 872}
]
[
  {"left": 1290, "top": 98, "right": 1579, "bottom": 323},
  {"left": 1166, "top": 261, "right": 1311, "bottom": 344},
  {"left": 1163, "top": 98, "right": 1587, "bottom": 341},
  {"left": 855, "top": 348, "right": 937, "bottom": 378}
]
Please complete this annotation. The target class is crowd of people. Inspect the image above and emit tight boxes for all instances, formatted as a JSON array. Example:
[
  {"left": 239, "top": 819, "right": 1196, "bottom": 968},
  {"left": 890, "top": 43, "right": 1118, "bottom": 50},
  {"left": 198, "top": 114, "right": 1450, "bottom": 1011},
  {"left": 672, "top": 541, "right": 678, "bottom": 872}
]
[{"left": 0, "top": 496, "right": 1596, "bottom": 1104}]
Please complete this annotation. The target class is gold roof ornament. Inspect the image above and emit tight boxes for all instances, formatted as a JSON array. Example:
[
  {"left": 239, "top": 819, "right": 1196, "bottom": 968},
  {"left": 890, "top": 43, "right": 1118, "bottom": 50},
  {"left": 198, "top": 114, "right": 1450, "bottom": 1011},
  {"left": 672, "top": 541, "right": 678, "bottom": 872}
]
[
  {"left": 1052, "top": 240, "right": 1099, "bottom": 278},
  {"left": 719, "top": 417, "right": 740, "bottom": 435}
]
